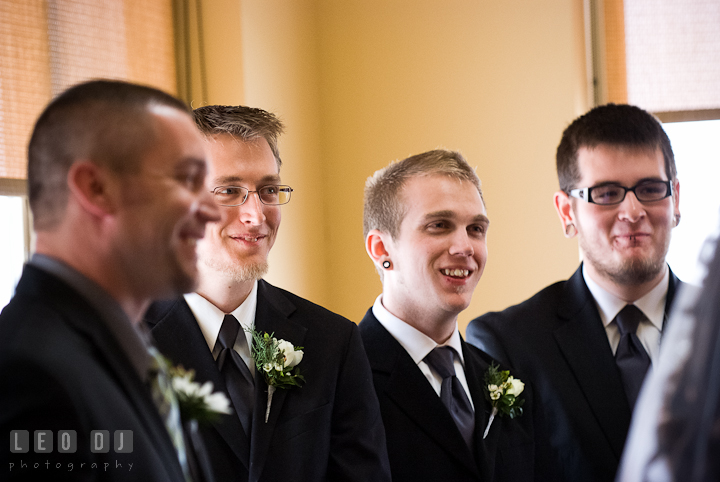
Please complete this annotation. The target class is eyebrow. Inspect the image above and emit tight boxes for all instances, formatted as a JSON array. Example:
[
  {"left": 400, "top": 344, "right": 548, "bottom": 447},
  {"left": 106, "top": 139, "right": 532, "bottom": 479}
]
[
  {"left": 213, "top": 174, "right": 281, "bottom": 186},
  {"left": 590, "top": 176, "right": 667, "bottom": 187},
  {"left": 422, "top": 210, "right": 490, "bottom": 225}
]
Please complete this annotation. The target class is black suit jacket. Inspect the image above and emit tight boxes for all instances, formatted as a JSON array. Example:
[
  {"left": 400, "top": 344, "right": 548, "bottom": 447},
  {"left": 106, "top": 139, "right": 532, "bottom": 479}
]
[
  {"left": 358, "top": 309, "right": 535, "bottom": 482},
  {"left": 466, "top": 265, "right": 682, "bottom": 482},
  {"left": 145, "top": 280, "right": 391, "bottom": 482},
  {"left": 0, "top": 265, "right": 186, "bottom": 481}
]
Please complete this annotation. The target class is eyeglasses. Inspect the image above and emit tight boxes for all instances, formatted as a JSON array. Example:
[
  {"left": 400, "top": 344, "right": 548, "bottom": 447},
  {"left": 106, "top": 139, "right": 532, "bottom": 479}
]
[
  {"left": 210, "top": 185, "right": 293, "bottom": 206},
  {"left": 569, "top": 180, "right": 672, "bottom": 205}
]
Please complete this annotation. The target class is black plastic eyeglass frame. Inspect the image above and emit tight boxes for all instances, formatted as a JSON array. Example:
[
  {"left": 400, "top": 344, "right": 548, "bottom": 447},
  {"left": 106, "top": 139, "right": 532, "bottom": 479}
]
[
  {"left": 569, "top": 180, "right": 672, "bottom": 205},
  {"left": 211, "top": 185, "right": 293, "bottom": 206}
]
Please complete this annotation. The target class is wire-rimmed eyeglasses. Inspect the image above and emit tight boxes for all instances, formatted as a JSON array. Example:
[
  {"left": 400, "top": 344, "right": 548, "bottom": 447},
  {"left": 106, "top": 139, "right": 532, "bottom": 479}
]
[
  {"left": 569, "top": 180, "right": 672, "bottom": 205},
  {"left": 210, "top": 185, "right": 293, "bottom": 207}
]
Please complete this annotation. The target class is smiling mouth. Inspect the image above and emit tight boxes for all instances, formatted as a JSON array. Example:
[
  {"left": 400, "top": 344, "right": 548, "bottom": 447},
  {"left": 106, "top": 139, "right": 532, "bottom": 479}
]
[
  {"left": 233, "top": 235, "right": 264, "bottom": 242},
  {"left": 442, "top": 269, "right": 470, "bottom": 278},
  {"left": 617, "top": 233, "right": 648, "bottom": 244}
]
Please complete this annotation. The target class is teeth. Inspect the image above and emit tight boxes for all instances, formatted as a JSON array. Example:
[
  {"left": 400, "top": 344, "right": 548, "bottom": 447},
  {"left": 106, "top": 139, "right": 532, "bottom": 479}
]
[
  {"left": 243, "top": 236, "right": 259, "bottom": 242},
  {"left": 442, "top": 269, "right": 469, "bottom": 277}
]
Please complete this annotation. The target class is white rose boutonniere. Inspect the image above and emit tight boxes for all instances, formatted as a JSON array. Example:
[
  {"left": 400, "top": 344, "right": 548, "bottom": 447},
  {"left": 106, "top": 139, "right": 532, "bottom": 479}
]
[
  {"left": 248, "top": 330, "right": 305, "bottom": 422},
  {"left": 169, "top": 365, "right": 232, "bottom": 425},
  {"left": 482, "top": 363, "right": 525, "bottom": 439}
]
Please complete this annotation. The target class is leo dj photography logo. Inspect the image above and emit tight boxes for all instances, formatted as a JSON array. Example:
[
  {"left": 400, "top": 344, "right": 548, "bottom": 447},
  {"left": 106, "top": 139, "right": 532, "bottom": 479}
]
[
  {"left": 11, "top": 430, "right": 133, "bottom": 454},
  {"left": 9, "top": 430, "right": 135, "bottom": 474}
]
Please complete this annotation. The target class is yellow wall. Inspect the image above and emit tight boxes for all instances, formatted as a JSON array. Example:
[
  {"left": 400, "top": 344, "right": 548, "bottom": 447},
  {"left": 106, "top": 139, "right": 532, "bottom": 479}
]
[{"left": 206, "top": 0, "right": 588, "bottom": 332}]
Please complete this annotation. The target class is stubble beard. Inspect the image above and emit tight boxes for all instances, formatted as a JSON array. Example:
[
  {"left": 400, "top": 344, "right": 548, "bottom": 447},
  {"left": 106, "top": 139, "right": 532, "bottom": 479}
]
[
  {"left": 202, "top": 255, "right": 269, "bottom": 283},
  {"left": 580, "top": 235, "right": 669, "bottom": 286}
]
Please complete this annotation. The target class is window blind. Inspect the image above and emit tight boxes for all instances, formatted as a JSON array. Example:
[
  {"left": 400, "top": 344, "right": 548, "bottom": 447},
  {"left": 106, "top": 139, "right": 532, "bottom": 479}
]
[
  {"left": 601, "top": 0, "right": 720, "bottom": 120},
  {"left": 0, "top": 0, "right": 176, "bottom": 181}
]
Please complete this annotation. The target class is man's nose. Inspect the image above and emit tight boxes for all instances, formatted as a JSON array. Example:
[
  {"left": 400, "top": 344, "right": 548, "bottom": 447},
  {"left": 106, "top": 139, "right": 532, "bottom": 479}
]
[
  {"left": 449, "top": 230, "right": 474, "bottom": 257},
  {"left": 617, "top": 191, "right": 646, "bottom": 223},
  {"left": 239, "top": 191, "right": 266, "bottom": 225}
]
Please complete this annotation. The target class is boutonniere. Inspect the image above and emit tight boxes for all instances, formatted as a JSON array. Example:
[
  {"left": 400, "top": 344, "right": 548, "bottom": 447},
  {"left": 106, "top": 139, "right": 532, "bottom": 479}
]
[
  {"left": 248, "top": 330, "right": 305, "bottom": 422},
  {"left": 169, "top": 365, "right": 232, "bottom": 425},
  {"left": 482, "top": 363, "right": 525, "bottom": 439}
]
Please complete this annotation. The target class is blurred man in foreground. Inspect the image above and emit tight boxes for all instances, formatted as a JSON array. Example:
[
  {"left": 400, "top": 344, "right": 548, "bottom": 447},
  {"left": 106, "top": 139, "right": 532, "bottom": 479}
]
[{"left": 0, "top": 79, "right": 219, "bottom": 481}]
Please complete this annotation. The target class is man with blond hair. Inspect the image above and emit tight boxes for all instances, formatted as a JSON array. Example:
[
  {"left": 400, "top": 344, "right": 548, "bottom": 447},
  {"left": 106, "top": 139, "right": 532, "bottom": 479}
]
[
  {"left": 146, "top": 105, "right": 391, "bottom": 482},
  {"left": 360, "top": 149, "right": 534, "bottom": 482}
]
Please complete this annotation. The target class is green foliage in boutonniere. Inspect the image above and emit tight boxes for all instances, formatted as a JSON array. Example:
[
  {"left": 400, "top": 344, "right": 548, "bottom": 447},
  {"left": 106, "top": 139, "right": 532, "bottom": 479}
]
[
  {"left": 482, "top": 363, "right": 525, "bottom": 439},
  {"left": 483, "top": 363, "right": 525, "bottom": 418},
  {"left": 250, "top": 331, "right": 306, "bottom": 389},
  {"left": 247, "top": 330, "right": 305, "bottom": 421},
  {"left": 169, "top": 365, "right": 232, "bottom": 425}
]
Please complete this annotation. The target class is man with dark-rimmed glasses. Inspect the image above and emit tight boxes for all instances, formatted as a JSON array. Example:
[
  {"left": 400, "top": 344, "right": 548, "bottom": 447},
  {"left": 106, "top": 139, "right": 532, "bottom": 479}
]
[
  {"left": 467, "top": 103, "right": 684, "bottom": 482},
  {"left": 145, "top": 105, "right": 390, "bottom": 482}
]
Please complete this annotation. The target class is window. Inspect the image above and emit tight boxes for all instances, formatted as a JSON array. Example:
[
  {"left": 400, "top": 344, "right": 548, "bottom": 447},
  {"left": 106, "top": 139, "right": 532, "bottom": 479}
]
[
  {"left": 665, "top": 119, "right": 720, "bottom": 285},
  {"left": 0, "top": 195, "right": 26, "bottom": 308}
]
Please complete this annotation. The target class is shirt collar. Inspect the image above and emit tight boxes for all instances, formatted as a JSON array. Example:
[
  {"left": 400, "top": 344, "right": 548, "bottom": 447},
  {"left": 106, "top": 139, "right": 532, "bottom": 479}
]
[
  {"left": 184, "top": 280, "right": 258, "bottom": 352},
  {"left": 28, "top": 253, "right": 153, "bottom": 381},
  {"left": 583, "top": 264, "right": 669, "bottom": 330},
  {"left": 371, "top": 294, "right": 465, "bottom": 365}
]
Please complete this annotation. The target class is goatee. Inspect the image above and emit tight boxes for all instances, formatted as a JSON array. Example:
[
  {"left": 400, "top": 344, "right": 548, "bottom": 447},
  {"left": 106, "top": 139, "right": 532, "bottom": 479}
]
[{"left": 203, "top": 258, "right": 269, "bottom": 283}]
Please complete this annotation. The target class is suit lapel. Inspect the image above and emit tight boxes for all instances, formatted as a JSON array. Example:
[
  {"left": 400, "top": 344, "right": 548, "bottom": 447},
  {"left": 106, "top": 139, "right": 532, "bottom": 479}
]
[
  {"left": 24, "top": 267, "right": 185, "bottom": 481},
  {"left": 148, "top": 298, "right": 250, "bottom": 470},
  {"left": 461, "top": 341, "right": 495, "bottom": 481},
  {"left": 361, "top": 311, "right": 480, "bottom": 477},
  {"left": 248, "top": 281, "right": 307, "bottom": 482},
  {"left": 553, "top": 267, "right": 630, "bottom": 459}
]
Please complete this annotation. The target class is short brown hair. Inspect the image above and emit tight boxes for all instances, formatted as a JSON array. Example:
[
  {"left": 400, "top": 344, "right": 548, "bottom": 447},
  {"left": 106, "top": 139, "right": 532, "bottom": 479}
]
[
  {"left": 193, "top": 105, "right": 285, "bottom": 168},
  {"left": 363, "top": 149, "right": 484, "bottom": 240},
  {"left": 556, "top": 103, "right": 676, "bottom": 193},
  {"left": 28, "top": 79, "right": 190, "bottom": 230}
]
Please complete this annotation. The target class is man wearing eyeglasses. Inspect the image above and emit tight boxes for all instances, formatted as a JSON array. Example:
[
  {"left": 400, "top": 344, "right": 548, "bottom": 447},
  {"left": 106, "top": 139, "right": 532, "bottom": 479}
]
[
  {"left": 466, "top": 103, "right": 683, "bottom": 482},
  {"left": 145, "top": 105, "right": 390, "bottom": 482}
]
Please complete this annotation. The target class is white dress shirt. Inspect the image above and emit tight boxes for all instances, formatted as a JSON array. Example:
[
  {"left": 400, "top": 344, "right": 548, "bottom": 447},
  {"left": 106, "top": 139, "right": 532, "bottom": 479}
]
[
  {"left": 372, "top": 295, "right": 475, "bottom": 409},
  {"left": 184, "top": 280, "right": 258, "bottom": 377},
  {"left": 583, "top": 265, "right": 669, "bottom": 362}
]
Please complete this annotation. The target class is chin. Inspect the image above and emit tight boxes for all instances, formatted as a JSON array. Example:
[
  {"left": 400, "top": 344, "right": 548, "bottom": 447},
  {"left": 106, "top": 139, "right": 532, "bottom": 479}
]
[
  {"left": 442, "top": 298, "right": 471, "bottom": 314},
  {"left": 603, "top": 256, "right": 666, "bottom": 286},
  {"left": 166, "top": 259, "right": 199, "bottom": 295}
]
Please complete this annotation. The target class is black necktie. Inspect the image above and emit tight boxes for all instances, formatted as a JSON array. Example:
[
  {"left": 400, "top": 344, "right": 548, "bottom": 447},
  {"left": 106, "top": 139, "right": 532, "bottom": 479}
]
[
  {"left": 425, "top": 346, "right": 475, "bottom": 449},
  {"left": 615, "top": 305, "right": 651, "bottom": 407},
  {"left": 216, "top": 314, "right": 254, "bottom": 436}
]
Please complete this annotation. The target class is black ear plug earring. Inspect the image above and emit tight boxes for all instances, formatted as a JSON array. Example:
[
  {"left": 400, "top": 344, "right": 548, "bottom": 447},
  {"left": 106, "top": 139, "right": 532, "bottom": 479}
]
[{"left": 382, "top": 260, "right": 391, "bottom": 269}]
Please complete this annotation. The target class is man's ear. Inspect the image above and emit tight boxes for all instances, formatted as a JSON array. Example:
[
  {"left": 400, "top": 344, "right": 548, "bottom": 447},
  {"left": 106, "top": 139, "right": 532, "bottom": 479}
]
[
  {"left": 554, "top": 190, "right": 577, "bottom": 238},
  {"left": 366, "top": 229, "right": 391, "bottom": 266},
  {"left": 66, "top": 161, "right": 118, "bottom": 218}
]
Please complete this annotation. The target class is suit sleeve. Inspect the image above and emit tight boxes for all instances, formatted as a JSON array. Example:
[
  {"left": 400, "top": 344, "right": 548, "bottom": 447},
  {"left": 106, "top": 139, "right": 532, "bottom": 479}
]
[
  {"left": 326, "top": 324, "right": 392, "bottom": 482},
  {"left": 466, "top": 313, "right": 512, "bottom": 367},
  {"left": 0, "top": 359, "right": 100, "bottom": 481}
]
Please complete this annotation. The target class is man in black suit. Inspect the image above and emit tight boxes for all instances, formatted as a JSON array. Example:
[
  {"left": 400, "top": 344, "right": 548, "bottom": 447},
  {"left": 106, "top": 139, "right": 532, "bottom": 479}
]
[
  {"left": 466, "top": 104, "right": 683, "bottom": 482},
  {"left": 359, "top": 149, "right": 534, "bottom": 482},
  {"left": 0, "top": 80, "right": 220, "bottom": 480},
  {"left": 145, "top": 105, "right": 391, "bottom": 482}
]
